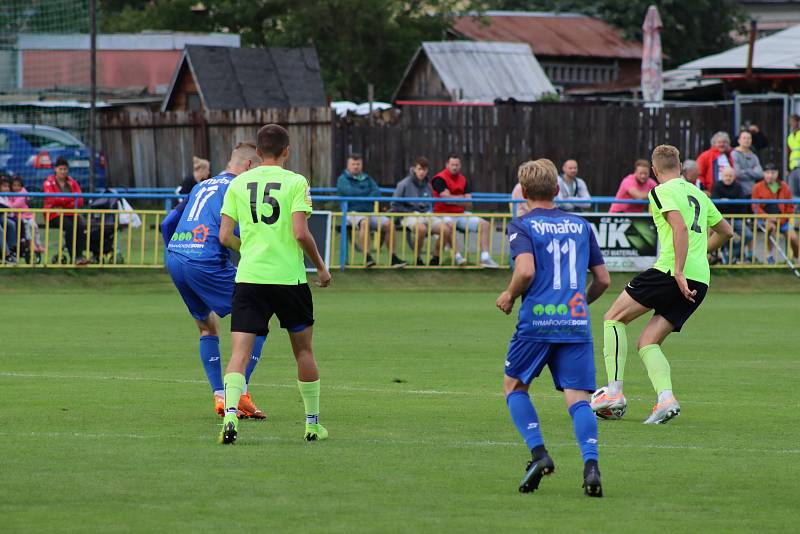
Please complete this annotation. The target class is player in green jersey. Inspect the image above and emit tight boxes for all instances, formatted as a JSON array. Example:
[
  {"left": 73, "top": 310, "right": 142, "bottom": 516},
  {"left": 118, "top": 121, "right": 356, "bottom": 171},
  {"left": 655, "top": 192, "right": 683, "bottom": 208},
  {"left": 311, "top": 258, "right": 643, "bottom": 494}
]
[
  {"left": 216, "top": 124, "right": 331, "bottom": 444},
  {"left": 591, "top": 145, "right": 734, "bottom": 424}
]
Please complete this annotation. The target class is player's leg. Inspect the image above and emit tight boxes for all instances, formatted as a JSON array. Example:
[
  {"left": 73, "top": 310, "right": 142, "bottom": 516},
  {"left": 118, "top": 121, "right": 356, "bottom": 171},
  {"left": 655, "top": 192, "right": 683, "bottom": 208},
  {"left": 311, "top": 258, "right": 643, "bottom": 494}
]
[
  {"left": 288, "top": 327, "right": 328, "bottom": 441},
  {"left": 238, "top": 334, "right": 268, "bottom": 419},
  {"left": 638, "top": 315, "right": 681, "bottom": 424},
  {"left": 194, "top": 313, "right": 225, "bottom": 414}
]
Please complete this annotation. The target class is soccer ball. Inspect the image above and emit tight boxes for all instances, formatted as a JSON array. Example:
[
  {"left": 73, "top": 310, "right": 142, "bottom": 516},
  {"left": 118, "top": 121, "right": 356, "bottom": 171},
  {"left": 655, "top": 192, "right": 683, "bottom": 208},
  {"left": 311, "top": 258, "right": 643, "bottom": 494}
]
[{"left": 591, "top": 387, "right": 627, "bottom": 420}]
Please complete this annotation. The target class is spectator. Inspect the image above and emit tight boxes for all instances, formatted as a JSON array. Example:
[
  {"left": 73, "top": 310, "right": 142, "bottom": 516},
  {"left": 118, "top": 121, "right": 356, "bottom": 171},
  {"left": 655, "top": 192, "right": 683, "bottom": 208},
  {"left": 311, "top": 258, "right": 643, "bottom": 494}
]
[
  {"left": 683, "top": 159, "right": 701, "bottom": 187},
  {"left": 431, "top": 154, "right": 499, "bottom": 268},
  {"left": 787, "top": 114, "right": 800, "bottom": 197},
  {"left": 609, "top": 159, "right": 657, "bottom": 213},
  {"left": 391, "top": 156, "right": 452, "bottom": 266},
  {"left": 712, "top": 167, "right": 752, "bottom": 262},
  {"left": 556, "top": 159, "right": 592, "bottom": 211},
  {"left": 732, "top": 130, "right": 763, "bottom": 195},
  {"left": 9, "top": 176, "right": 43, "bottom": 253},
  {"left": 696, "top": 131, "right": 734, "bottom": 194},
  {"left": 175, "top": 157, "right": 211, "bottom": 205},
  {"left": 0, "top": 177, "right": 19, "bottom": 262},
  {"left": 746, "top": 122, "right": 769, "bottom": 158},
  {"left": 43, "top": 157, "right": 91, "bottom": 264},
  {"left": 337, "top": 153, "right": 405, "bottom": 267},
  {"left": 751, "top": 163, "right": 799, "bottom": 263},
  {"left": 510, "top": 182, "right": 529, "bottom": 218}
]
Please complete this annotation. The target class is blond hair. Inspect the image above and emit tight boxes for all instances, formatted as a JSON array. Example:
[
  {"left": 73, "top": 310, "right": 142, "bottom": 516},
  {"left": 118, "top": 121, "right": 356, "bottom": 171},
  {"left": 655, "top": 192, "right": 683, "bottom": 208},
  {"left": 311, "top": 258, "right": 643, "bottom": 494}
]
[
  {"left": 228, "top": 142, "right": 258, "bottom": 166},
  {"left": 518, "top": 158, "right": 558, "bottom": 200},
  {"left": 192, "top": 156, "right": 210, "bottom": 171},
  {"left": 651, "top": 145, "right": 681, "bottom": 173}
]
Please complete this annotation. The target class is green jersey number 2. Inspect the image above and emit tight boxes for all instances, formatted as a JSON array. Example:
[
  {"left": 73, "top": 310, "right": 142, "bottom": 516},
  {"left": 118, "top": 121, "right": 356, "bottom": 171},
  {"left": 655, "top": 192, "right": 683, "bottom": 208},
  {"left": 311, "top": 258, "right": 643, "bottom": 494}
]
[
  {"left": 687, "top": 196, "right": 702, "bottom": 233},
  {"left": 247, "top": 182, "right": 281, "bottom": 225}
]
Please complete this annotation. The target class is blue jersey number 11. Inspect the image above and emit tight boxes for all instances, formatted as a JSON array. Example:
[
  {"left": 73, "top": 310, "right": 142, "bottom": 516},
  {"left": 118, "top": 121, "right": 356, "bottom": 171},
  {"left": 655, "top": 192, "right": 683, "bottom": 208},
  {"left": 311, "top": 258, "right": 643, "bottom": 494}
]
[{"left": 546, "top": 238, "right": 577, "bottom": 290}]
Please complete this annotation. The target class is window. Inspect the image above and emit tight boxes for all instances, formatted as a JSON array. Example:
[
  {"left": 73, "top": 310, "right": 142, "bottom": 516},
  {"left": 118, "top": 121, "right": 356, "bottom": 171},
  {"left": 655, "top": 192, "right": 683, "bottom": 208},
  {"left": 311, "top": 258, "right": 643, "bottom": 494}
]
[{"left": 18, "top": 129, "right": 82, "bottom": 149}]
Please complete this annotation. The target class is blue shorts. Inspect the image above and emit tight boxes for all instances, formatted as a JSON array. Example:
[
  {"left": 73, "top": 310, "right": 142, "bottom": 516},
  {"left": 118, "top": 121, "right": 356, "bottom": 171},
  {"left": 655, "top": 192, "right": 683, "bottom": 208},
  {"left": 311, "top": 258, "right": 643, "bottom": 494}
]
[
  {"left": 166, "top": 253, "right": 236, "bottom": 321},
  {"left": 504, "top": 335, "right": 596, "bottom": 392}
]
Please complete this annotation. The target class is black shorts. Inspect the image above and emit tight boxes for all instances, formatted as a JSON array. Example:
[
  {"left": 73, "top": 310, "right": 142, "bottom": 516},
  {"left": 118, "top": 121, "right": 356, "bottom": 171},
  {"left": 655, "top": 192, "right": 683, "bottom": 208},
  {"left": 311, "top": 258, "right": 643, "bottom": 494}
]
[
  {"left": 231, "top": 283, "right": 314, "bottom": 336},
  {"left": 624, "top": 268, "right": 708, "bottom": 332}
]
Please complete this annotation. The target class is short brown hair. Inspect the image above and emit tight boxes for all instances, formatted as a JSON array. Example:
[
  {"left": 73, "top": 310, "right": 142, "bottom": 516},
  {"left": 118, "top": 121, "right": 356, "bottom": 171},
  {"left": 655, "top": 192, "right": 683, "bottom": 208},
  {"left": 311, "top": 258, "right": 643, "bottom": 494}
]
[
  {"left": 348, "top": 153, "right": 363, "bottom": 162},
  {"left": 518, "top": 158, "right": 558, "bottom": 200},
  {"left": 256, "top": 124, "right": 290, "bottom": 158},
  {"left": 634, "top": 159, "right": 650, "bottom": 170},
  {"left": 651, "top": 145, "right": 681, "bottom": 173},
  {"left": 413, "top": 156, "right": 429, "bottom": 169}
]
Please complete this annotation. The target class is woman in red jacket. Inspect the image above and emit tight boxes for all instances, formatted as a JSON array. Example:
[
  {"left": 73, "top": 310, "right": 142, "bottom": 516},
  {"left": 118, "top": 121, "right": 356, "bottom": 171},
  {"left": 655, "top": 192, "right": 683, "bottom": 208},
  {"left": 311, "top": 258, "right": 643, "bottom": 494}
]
[{"left": 42, "top": 157, "right": 90, "bottom": 263}]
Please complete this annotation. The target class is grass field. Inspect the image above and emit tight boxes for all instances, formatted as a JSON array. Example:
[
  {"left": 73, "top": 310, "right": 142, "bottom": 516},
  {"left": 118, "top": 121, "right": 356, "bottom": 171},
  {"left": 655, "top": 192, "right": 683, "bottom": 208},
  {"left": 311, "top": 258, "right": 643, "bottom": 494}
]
[{"left": 1, "top": 270, "right": 799, "bottom": 533}]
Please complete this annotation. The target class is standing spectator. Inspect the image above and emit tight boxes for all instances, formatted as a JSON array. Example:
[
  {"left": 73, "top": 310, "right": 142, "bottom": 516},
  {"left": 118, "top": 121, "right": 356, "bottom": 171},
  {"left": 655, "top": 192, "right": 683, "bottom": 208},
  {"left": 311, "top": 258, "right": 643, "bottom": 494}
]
[
  {"left": 683, "top": 159, "right": 701, "bottom": 187},
  {"left": 43, "top": 157, "right": 91, "bottom": 264},
  {"left": 390, "top": 157, "right": 451, "bottom": 266},
  {"left": 510, "top": 182, "right": 530, "bottom": 218},
  {"left": 746, "top": 122, "right": 769, "bottom": 159},
  {"left": 712, "top": 167, "right": 752, "bottom": 262},
  {"left": 696, "top": 131, "right": 734, "bottom": 194},
  {"left": 337, "top": 153, "right": 404, "bottom": 267},
  {"left": 0, "top": 177, "right": 18, "bottom": 262},
  {"left": 751, "top": 163, "right": 799, "bottom": 263},
  {"left": 175, "top": 157, "right": 211, "bottom": 206},
  {"left": 732, "top": 130, "right": 763, "bottom": 195},
  {"left": 787, "top": 115, "right": 800, "bottom": 197},
  {"left": 9, "top": 176, "right": 43, "bottom": 253},
  {"left": 609, "top": 159, "right": 657, "bottom": 213},
  {"left": 431, "top": 154, "right": 498, "bottom": 268},
  {"left": 556, "top": 159, "right": 592, "bottom": 211}
]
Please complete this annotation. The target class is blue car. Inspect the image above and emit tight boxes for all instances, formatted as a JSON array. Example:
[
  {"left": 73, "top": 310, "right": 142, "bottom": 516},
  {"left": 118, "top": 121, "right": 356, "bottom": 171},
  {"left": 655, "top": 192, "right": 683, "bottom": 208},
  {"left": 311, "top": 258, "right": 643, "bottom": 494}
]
[{"left": 0, "top": 124, "right": 105, "bottom": 190}]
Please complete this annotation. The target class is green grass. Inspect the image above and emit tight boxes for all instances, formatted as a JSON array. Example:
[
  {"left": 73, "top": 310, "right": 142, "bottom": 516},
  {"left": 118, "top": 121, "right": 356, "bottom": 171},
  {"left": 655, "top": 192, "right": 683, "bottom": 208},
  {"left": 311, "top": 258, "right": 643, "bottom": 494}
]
[{"left": 1, "top": 270, "right": 799, "bottom": 533}]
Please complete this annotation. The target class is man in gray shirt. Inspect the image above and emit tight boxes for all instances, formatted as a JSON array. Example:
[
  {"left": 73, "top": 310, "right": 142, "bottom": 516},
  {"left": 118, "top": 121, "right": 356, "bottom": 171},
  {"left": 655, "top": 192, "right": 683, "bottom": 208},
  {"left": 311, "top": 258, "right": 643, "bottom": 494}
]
[{"left": 556, "top": 159, "right": 592, "bottom": 211}]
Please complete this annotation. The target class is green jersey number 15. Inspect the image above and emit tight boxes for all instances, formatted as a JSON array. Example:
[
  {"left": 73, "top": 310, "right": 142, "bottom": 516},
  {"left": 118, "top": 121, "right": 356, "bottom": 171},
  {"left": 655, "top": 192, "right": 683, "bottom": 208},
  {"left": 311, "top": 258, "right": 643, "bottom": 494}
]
[{"left": 247, "top": 182, "right": 281, "bottom": 225}]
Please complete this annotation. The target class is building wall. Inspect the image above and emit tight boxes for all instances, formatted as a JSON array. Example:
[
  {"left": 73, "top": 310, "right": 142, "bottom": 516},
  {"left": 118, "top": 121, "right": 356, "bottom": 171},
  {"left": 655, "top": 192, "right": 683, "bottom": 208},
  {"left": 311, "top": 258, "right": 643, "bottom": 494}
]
[
  {"left": 395, "top": 55, "right": 451, "bottom": 101},
  {"left": 540, "top": 57, "right": 640, "bottom": 88},
  {"left": 164, "top": 67, "right": 201, "bottom": 111}
]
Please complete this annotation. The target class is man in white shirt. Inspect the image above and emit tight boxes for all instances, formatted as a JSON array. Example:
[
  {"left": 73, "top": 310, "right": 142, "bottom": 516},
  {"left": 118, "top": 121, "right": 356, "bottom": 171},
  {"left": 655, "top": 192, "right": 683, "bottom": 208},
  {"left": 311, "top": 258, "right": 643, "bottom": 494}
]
[{"left": 556, "top": 159, "right": 592, "bottom": 211}]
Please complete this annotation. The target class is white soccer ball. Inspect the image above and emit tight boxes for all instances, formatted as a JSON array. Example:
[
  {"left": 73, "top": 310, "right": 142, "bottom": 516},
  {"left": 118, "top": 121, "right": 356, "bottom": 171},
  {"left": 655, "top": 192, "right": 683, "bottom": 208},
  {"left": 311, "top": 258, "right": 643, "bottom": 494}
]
[{"left": 591, "top": 386, "right": 627, "bottom": 420}]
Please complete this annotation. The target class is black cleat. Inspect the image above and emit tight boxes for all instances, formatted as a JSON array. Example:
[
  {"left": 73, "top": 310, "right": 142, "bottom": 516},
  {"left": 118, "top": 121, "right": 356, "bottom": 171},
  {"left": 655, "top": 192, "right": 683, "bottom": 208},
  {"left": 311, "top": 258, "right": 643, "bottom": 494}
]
[
  {"left": 582, "top": 461, "right": 603, "bottom": 498},
  {"left": 518, "top": 454, "right": 555, "bottom": 493},
  {"left": 365, "top": 254, "right": 376, "bottom": 268},
  {"left": 219, "top": 421, "right": 237, "bottom": 445},
  {"left": 391, "top": 255, "right": 407, "bottom": 268},
  {"left": 429, "top": 255, "right": 440, "bottom": 266}
]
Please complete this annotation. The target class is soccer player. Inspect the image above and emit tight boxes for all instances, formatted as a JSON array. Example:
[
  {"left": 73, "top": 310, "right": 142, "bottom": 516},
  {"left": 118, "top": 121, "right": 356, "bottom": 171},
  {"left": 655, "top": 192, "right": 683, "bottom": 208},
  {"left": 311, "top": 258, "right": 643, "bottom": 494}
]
[
  {"left": 217, "top": 124, "right": 331, "bottom": 445},
  {"left": 161, "top": 143, "right": 268, "bottom": 419},
  {"left": 591, "top": 145, "right": 734, "bottom": 424},
  {"left": 496, "top": 159, "right": 610, "bottom": 497}
]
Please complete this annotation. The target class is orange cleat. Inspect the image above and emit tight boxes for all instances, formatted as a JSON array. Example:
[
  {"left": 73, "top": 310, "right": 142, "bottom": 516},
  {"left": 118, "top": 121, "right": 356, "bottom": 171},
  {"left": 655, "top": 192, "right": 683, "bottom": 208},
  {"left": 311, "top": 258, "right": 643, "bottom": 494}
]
[
  {"left": 214, "top": 393, "right": 225, "bottom": 417},
  {"left": 238, "top": 392, "right": 267, "bottom": 420}
]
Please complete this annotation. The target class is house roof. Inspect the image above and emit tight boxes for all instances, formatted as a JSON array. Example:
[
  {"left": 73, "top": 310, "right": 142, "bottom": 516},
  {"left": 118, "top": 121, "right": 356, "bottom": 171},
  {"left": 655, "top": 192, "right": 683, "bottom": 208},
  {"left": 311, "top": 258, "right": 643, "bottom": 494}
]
[
  {"left": 162, "top": 45, "right": 326, "bottom": 111},
  {"left": 394, "top": 41, "right": 555, "bottom": 103},
  {"left": 451, "top": 11, "right": 642, "bottom": 60},
  {"left": 17, "top": 32, "right": 240, "bottom": 50}
]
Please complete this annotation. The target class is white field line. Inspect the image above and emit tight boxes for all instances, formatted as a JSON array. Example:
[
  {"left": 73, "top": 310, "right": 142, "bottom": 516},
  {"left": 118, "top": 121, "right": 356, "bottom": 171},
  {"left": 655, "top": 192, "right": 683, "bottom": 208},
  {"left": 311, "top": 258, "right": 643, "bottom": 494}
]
[{"left": 0, "top": 430, "right": 798, "bottom": 455}]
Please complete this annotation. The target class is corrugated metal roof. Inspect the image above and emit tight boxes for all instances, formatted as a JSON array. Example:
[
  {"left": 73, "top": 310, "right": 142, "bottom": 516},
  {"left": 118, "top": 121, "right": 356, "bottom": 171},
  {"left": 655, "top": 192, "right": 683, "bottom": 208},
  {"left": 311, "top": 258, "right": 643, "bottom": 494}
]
[
  {"left": 419, "top": 41, "right": 555, "bottom": 103},
  {"left": 18, "top": 32, "right": 240, "bottom": 50},
  {"left": 680, "top": 24, "right": 800, "bottom": 71},
  {"left": 452, "top": 11, "right": 642, "bottom": 59}
]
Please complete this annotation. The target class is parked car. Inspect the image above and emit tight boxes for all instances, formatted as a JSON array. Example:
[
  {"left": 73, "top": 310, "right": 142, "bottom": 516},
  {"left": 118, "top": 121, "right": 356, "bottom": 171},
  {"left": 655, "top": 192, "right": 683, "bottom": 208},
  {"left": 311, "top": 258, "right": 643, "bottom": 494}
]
[{"left": 0, "top": 124, "right": 105, "bottom": 190}]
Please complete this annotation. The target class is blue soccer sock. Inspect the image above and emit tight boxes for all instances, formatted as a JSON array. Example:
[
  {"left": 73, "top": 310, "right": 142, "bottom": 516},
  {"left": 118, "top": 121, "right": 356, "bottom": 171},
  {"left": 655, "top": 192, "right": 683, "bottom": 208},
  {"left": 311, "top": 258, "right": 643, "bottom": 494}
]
[
  {"left": 569, "top": 400, "right": 599, "bottom": 463},
  {"left": 244, "top": 335, "right": 267, "bottom": 390},
  {"left": 506, "top": 390, "right": 545, "bottom": 451},
  {"left": 199, "top": 335, "right": 223, "bottom": 393}
]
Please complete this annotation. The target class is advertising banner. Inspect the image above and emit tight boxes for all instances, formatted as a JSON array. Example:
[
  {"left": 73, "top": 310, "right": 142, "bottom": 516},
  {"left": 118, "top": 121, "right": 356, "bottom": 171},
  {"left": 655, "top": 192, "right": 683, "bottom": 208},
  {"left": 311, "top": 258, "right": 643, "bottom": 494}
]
[{"left": 583, "top": 213, "right": 657, "bottom": 272}]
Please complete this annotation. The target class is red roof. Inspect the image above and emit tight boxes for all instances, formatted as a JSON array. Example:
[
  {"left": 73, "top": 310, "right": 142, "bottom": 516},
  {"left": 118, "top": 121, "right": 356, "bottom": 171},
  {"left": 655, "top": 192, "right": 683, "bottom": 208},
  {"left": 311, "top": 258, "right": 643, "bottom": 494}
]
[{"left": 452, "top": 12, "right": 643, "bottom": 60}]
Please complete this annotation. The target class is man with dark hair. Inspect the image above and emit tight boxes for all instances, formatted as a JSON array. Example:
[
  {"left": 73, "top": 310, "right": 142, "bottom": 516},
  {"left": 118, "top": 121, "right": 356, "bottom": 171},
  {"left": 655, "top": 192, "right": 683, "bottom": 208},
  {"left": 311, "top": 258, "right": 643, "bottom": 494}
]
[
  {"left": 391, "top": 156, "right": 451, "bottom": 266},
  {"left": 42, "top": 157, "right": 93, "bottom": 264}
]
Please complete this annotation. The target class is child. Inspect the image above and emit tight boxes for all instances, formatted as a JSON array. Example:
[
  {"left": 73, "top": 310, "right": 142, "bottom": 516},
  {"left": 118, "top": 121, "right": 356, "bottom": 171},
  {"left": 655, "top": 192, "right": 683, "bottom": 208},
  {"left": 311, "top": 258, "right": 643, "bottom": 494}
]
[{"left": 9, "top": 177, "right": 44, "bottom": 253}]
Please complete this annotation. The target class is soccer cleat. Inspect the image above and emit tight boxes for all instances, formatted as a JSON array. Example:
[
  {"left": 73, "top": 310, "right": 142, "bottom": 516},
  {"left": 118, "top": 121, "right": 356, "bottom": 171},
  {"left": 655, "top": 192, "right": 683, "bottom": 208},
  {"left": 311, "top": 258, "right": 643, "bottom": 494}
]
[
  {"left": 455, "top": 253, "right": 468, "bottom": 266},
  {"left": 214, "top": 394, "right": 225, "bottom": 417},
  {"left": 238, "top": 392, "right": 267, "bottom": 420},
  {"left": 480, "top": 255, "right": 500, "bottom": 269},
  {"left": 303, "top": 423, "right": 329, "bottom": 441},
  {"left": 582, "top": 462, "right": 603, "bottom": 498},
  {"left": 643, "top": 396, "right": 681, "bottom": 424},
  {"left": 591, "top": 387, "right": 627, "bottom": 420},
  {"left": 429, "top": 255, "right": 440, "bottom": 266},
  {"left": 391, "top": 255, "right": 408, "bottom": 268},
  {"left": 518, "top": 454, "right": 555, "bottom": 493},
  {"left": 416, "top": 257, "right": 425, "bottom": 266},
  {"left": 218, "top": 413, "right": 239, "bottom": 445}
]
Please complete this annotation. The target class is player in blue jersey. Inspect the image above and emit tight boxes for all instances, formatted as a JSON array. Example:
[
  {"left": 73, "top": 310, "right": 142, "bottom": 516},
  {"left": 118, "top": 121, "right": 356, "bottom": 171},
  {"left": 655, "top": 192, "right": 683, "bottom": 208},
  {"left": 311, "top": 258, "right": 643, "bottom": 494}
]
[
  {"left": 160, "top": 143, "right": 268, "bottom": 419},
  {"left": 496, "top": 159, "right": 611, "bottom": 497}
]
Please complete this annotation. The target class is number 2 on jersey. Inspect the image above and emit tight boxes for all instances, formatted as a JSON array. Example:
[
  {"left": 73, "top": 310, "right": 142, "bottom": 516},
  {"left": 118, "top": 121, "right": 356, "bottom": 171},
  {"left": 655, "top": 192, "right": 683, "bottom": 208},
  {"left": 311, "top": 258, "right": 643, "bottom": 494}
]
[
  {"left": 247, "top": 182, "right": 282, "bottom": 225},
  {"left": 546, "top": 238, "right": 578, "bottom": 290},
  {"left": 687, "top": 195, "right": 702, "bottom": 233}
]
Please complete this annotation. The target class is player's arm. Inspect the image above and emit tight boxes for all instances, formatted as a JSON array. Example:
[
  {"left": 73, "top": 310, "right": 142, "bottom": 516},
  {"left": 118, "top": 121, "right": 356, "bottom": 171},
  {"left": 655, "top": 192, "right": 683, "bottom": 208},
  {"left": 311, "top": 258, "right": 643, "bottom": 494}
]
[
  {"left": 585, "top": 229, "right": 610, "bottom": 304},
  {"left": 707, "top": 219, "right": 734, "bottom": 252},
  {"left": 664, "top": 210, "right": 696, "bottom": 303},
  {"left": 292, "top": 211, "right": 331, "bottom": 287},
  {"left": 159, "top": 202, "right": 186, "bottom": 248},
  {"left": 496, "top": 253, "right": 534, "bottom": 315},
  {"left": 219, "top": 214, "right": 241, "bottom": 252}
]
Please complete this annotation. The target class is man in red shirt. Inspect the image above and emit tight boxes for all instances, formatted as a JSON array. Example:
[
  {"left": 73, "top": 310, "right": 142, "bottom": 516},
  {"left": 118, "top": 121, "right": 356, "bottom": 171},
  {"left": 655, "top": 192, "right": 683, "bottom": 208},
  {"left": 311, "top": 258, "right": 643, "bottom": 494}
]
[
  {"left": 751, "top": 163, "right": 798, "bottom": 263},
  {"left": 43, "top": 157, "right": 90, "bottom": 264},
  {"left": 431, "top": 154, "right": 498, "bottom": 268},
  {"left": 609, "top": 159, "right": 657, "bottom": 213}
]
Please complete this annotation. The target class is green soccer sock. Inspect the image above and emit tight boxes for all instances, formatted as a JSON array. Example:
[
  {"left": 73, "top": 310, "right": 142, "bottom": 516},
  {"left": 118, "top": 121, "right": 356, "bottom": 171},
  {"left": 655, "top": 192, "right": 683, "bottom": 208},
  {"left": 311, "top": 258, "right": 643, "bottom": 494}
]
[
  {"left": 639, "top": 344, "right": 672, "bottom": 394},
  {"left": 297, "top": 379, "right": 320, "bottom": 424},
  {"left": 603, "top": 320, "right": 627, "bottom": 386},
  {"left": 224, "top": 372, "right": 246, "bottom": 415}
]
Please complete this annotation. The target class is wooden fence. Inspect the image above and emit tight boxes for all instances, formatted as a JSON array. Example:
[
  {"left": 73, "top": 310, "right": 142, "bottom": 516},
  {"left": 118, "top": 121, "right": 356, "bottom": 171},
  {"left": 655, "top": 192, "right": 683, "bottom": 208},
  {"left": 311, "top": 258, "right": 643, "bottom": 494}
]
[
  {"left": 334, "top": 100, "right": 785, "bottom": 196},
  {"left": 99, "top": 107, "right": 333, "bottom": 188}
]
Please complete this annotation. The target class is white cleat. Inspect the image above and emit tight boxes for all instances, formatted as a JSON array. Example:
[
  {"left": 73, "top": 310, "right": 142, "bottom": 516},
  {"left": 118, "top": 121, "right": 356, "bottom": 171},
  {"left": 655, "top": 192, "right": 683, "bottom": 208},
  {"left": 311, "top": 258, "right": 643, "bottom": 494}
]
[
  {"left": 590, "top": 387, "right": 627, "bottom": 420},
  {"left": 643, "top": 397, "right": 681, "bottom": 424},
  {"left": 480, "top": 256, "right": 500, "bottom": 269}
]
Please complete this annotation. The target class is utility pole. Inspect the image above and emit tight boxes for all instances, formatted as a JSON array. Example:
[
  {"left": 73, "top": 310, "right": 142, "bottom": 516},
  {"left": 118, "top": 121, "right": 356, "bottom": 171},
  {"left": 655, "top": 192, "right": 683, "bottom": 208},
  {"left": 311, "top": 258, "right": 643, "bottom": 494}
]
[{"left": 89, "top": 0, "right": 97, "bottom": 191}]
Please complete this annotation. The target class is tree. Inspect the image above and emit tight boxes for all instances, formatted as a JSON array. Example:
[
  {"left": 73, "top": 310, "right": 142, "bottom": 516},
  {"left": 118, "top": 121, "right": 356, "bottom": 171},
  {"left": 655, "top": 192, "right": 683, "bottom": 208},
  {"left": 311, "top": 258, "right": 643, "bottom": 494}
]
[{"left": 486, "top": 0, "right": 746, "bottom": 68}]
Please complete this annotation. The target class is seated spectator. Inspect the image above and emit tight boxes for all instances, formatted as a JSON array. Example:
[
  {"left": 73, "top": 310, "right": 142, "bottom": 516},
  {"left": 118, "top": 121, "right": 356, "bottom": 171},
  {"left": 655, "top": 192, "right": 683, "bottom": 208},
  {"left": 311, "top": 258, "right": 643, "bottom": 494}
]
[
  {"left": 751, "top": 163, "right": 799, "bottom": 263},
  {"left": 732, "top": 130, "right": 763, "bottom": 195},
  {"left": 712, "top": 167, "right": 752, "bottom": 262},
  {"left": 391, "top": 156, "right": 452, "bottom": 266},
  {"left": 431, "top": 154, "right": 498, "bottom": 268},
  {"left": 609, "top": 159, "right": 657, "bottom": 213},
  {"left": 9, "top": 176, "right": 43, "bottom": 253},
  {"left": 0, "top": 177, "right": 19, "bottom": 262},
  {"left": 556, "top": 159, "right": 592, "bottom": 211},
  {"left": 683, "top": 159, "right": 701, "bottom": 187},
  {"left": 43, "top": 157, "right": 94, "bottom": 264},
  {"left": 510, "top": 182, "right": 530, "bottom": 218},
  {"left": 337, "top": 153, "right": 405, "bottom": 267},
  {"left": 175, "top": 156, "right": 210, "bottom": 206},
  {"left": 696, "top": 131, "right": 734, "bottom": 194}
]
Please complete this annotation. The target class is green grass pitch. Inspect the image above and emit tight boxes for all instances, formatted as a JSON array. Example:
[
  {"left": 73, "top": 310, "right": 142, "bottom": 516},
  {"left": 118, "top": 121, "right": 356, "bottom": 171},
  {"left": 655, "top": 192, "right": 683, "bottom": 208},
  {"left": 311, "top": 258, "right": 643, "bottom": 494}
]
[{"left": 1, "top": 270, "right": 799, "bottom": 532}]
